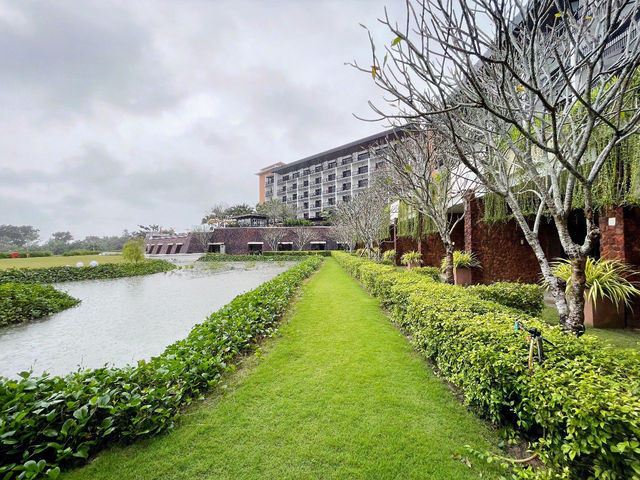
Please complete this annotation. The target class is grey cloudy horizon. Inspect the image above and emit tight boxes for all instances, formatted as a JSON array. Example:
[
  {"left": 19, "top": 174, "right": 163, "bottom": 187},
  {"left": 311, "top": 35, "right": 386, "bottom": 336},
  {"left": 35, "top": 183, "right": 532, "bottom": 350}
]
[{"left": 0, "top": 0, "right": 402, "bottom": 241}]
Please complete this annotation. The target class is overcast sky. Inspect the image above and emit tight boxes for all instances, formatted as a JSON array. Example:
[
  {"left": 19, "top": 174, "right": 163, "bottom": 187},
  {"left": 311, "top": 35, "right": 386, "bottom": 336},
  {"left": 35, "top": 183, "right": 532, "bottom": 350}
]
[{"left": 0, "top": 0, "right": 403, "bottom": 240}]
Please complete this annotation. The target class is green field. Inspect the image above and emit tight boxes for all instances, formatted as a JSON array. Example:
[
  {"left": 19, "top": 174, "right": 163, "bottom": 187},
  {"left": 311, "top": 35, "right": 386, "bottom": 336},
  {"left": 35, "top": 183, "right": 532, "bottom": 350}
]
[
  {"left": 63, "top": 258, "right": 503, "bottom": 480},
  {"left": 0, "top": 255, "right": 126, "bottom": 270},
  {"left": 541, "top": 305, "right": 640, "bottom": 350}
]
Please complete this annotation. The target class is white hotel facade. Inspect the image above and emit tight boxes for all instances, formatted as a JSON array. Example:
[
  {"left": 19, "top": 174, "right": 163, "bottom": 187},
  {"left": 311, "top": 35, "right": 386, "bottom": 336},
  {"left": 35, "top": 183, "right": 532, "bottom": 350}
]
[{"left": 259, "top": 127, "right": 403, "bottom": 219}]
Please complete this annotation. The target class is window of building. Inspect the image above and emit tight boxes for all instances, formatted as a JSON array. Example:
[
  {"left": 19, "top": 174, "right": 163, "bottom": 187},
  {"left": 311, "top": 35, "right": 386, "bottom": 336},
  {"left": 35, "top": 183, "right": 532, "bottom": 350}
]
[
  {"left": 282, "top": 175, "right": 289, "bottom": 181},
  {"left": 328, "top": 161, "right": 337, "bottom": 168},
  {"left": 303, "top": 191, "right": 309, "bottom": 198},
  {"left": 310, "top": 241, "right": 326, "bottom": 250},
  {"left": 341, "top": 158, "right": 351, "bottom": 165},
  {"left": 292, "top": 193, "right": 297, "bottom": 200},
  {"left": 292, "top": 172, "right": 299, "bottom": 178},
  {"left": 303, "top": 169, "right": 310, "bottom": 175},
  {"left": 304, "top": 212, "right": 309, "bottom": 219},
  {"left": 315, "top": 212, "right": 322, "bottom": 219},
  {"left": 358, "top": 165, "right": 368, "bottom": 174},
  {"left": 166, "top": 244, "right": 173, "bottom": 254},
  {"left": 315, "top": 165, "right": 323, "bottom": 172},
  {"left": 208, "top": 243, "right": 224, "bottom": 253},
  {"left": 315, "top": 188, "right": 321, "bottom": 196},
  {"left": 328, "top": 186, "right": 335, "bottom": 193},
  {"left": 358, "top": 179, "right": 369, "bottom": 188},
  {"left": 266, "top": 176, "right": 274, "bottom": 185},
  {"left": 342, "top": 182, "right": 351, "bottom": 190},
  {"left": 343, "top": 195, "right": 350, "bottom": 202},
  {"left": 328, "top": 197, "right": 335, "bottom": 206},
  {"left": 315, "top": 200, "right": 321, "bottom": 207},
  {"left": 303, "top": 202, "right": 309, "bottom": 209},
  {"left": 292, "top": 183, "right": 297, "bottom": 189},
  {"left": 303, "top": 180, "right": 309, "bottom": 187},
  {"left": 282, "top": 195, "right": 287, "bottom": 202},
  {"left": 248, "top": 243, "right": 263, "bottom": 254},
  {"left": 328, "top": 173, "right": 335, "bottom": 181},
  {"left": 155, "top": 245, "right": 163, "bottom": 254},
  {"left": 175, "top": 244, "right": 182, "bottom": 254},
  {"left": 315, "top": 177, "right": 321, "bottom": 184},
  {"left": 342, "top": 170, "right": 351, "bottom": 178},
  {"left": 277, "top": 242, "right": 293, "bottom": 251},
  {"left": 358, "top": 152, "right": 369, "bottom": 160}
]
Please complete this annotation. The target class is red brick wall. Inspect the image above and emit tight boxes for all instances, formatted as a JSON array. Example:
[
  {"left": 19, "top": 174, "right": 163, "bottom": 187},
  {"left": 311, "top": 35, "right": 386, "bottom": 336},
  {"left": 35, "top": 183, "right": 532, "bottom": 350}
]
[{"left": 210, "top": 226, "right": 336, "bottom": 254}]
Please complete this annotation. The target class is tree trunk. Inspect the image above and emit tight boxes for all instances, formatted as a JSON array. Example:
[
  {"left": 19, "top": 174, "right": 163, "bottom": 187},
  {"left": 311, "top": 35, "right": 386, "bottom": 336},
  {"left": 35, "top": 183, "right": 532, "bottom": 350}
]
[
  {"left": 443, "top": 243, "right": 454, "bottom": 284},
  {"left": 565, "top": 256, "right": 587, "bottom": 334}
]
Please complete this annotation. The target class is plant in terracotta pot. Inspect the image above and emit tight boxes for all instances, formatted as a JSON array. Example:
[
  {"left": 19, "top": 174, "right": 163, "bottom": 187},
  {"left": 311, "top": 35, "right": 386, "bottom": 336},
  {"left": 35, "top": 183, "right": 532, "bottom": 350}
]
[
  {"left": 442, "top": 251, "right": 480, "bottom": 286},
  {"left": 552, "top": 258, "right": 640, "bottom": 328},
  {"left": 401, "top": 251, "right": 422, "bottom": 269}
]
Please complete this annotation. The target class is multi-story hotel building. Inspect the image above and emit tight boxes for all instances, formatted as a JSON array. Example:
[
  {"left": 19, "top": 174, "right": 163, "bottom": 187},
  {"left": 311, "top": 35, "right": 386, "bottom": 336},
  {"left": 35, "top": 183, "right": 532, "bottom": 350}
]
[{"left": 257, "top": 127, "right": 403, "bottom": 219}]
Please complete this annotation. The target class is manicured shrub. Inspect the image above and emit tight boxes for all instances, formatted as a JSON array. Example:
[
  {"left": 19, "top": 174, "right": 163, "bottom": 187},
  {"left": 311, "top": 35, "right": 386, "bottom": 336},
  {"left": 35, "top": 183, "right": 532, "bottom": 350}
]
[
  {"left": 199, "top": 252, "right": 329, "bottom": 262},
  {"left": 61, "top": 250, "right": 101, "bottom": 257},
  {"left": 0, "top": 256, "right": 323, "bottom": 479},
  {"left": 0, "top": 260, "right": 175, "bottom": 285},
  {"left": 0, "top": 283, "right": 80, "bottom": 327},
  {"left": 412, "top": 266, "right": 442, "bottom": 282},
  {"left": 333, "top": 251, "right": 640, "bottom": 479},
  {"left": 262, "top": 250, "right": 331, "bottom": 257},
  {"left": 467, "top": 282, "right": 544, "bottom": 315},
  {"left": 0, "top": 251, "right": 53, "bottom": 259}
]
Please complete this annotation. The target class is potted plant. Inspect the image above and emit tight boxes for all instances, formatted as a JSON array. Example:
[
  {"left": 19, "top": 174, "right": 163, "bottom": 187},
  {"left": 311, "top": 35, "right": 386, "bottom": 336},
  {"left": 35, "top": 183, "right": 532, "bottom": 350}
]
[
  {"left": 381, "top": 249, "right": 396, "bottom": 265},
  {"left": 552, "top": 258, "right": 640, "bottom": 328},
  {"left": 401, "top": 251, "right": 422, "bottom": 269},
  {"left": 442, "top": 251, "right": 480, "bottom": 286}
]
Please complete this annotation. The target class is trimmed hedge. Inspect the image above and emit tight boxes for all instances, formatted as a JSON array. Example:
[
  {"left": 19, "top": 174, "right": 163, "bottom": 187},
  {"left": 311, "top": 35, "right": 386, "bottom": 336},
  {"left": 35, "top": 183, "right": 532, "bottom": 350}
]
[
  {"left": 199, "top": 252, "right": 329, "bottom": 262},
  {"left": 0, "top": 256, "right": 323, "bottom": 479},
  {"left": 0, "top": 260, "right": 175, "bottom": 285},
  {"left": 0, "top": 251, "right": 53, "bottom": 259},
  {"left": 333, "top": 251, "right": 640, "bottom": 479},
  {"left": 262, "top": 250, "right": 332, "bottom": 257},
  {"left": 467, "top": 282, "right": 544, "bottom": 315},
  {"left": 61, "top": 250, "right": 101, "bottom": 257},
  {"left": 0, "top": 283, "right": 80, "bottom": 327}
]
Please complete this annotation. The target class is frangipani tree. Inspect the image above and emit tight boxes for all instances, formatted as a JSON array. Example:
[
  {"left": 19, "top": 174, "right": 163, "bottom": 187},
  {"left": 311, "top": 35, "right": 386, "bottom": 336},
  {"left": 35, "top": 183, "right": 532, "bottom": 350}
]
[{"left": 355, "top": 0, "right": 640, "bottom": 333}]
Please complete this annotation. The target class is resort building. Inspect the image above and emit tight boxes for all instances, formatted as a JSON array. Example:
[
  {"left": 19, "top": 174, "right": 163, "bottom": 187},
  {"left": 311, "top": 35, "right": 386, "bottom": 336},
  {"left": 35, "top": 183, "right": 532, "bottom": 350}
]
[{"left": 257, "top": 127, "right": 404, "bottom": 219}]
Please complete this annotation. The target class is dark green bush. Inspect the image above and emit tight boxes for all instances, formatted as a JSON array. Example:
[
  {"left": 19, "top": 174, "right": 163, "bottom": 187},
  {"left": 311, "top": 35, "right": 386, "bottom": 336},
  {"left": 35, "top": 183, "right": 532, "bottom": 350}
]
[
  {"left": 412, "top": 266, "right": 442, "bottom": 282},
  {"left": 282, "top": 219, "right": 315, "bottom": 226},
  {"left": 0, "top": 260, "right": 175, "bottom": 285},
  {"left": 0, "top": 283, "right": 80, "bottom": 327},
  {"left": 467, "top": 282, "right": 544, "bottom": 315},
  {"left": 0, "top": 251, "right": 53, "bottom": 259},
  {"left": 0, "top": 256, "right": 323, "bottom": 479},
  {"left": 333, "top": 251, "right": 640, "bottom": 479},
  {"left": 61, "top": 250, "right": 101, "bottom": 257}
]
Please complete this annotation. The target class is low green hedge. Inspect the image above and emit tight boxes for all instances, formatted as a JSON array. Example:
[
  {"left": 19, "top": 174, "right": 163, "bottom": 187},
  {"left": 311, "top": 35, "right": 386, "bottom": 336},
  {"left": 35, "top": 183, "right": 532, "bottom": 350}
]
[
  {"left": 0, "top": 260, "right": 175, "bottom": 285},
  {"left": 0, "top": 251, "right": 53, "bottom": 259},
  {"left": 61, "top": 250, "right": 101, "bottom": 257},
  {"left": 262, "top": 250, "right": 332, "bottom": 257},
  {"left": 0, "top": 283, "right": 80, "bottom": 327},
  {"left": 333, "top": 251, "right": 640, "bottom": 479},
  {"left": 199, "top": 253, "right": 328, "bottom": 262},
  {"left": 0, "top": 256, "right": 323, "bottom": 479},
  {"left": 467, "top": 282, "right": 544, "bottom": 315}
]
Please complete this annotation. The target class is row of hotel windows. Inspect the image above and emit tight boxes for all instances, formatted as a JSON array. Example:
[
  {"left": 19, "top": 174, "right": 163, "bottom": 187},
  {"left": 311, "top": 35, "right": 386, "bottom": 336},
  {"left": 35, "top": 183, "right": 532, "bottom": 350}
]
[
  {"left": 146, "top": 243, "right": 183, "bottom": 254},
  {"left": 278, "top": 180, "right": 368, "bottom": 202},
  {"left": 266, "top": 159, "right": 384, "bottom": 186},
  {"left": 206, "top": 242, "right": 327, "bottom": 254}
]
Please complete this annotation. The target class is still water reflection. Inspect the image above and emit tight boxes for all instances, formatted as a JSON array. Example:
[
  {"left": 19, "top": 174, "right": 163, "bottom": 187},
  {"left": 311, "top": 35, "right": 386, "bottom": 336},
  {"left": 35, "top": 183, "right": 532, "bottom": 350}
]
[{"left": 0, "top": 261, "right": 291, "bottom": 378}]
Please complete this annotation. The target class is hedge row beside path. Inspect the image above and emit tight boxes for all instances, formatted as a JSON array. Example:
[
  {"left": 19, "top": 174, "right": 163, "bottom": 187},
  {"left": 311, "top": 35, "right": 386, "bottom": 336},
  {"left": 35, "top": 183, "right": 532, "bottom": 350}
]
[
  {"left": 0, "top": 260, "right": 175, "bottom": 285},
  {"left": 0, "top": 251, "right": 53, "bottom": 259},
  {"left": 333, "top": 252, "right": 640, "bottom": 480},
  {"left": 198, "top": 252, "right": 329, "bottom": 262},
  {"left": 0, "top": 256, "right": 323, "bottom": 480},
  {"left": 0, "top": 283, "right": 80, "bottom": 327}
]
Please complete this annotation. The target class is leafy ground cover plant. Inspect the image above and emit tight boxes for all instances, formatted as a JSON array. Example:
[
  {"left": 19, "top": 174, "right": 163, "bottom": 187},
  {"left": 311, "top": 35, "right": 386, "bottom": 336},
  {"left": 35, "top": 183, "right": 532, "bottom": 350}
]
[
  {"left": 0, "top": 260, "right": 175, "bottom": 285},
  {"left": 333, "top": 251, "right": 640, "bottom": 479},
  {"left": 552, "top": 257, "right": 640, "bottom": 308},
  {"left": 0, "top": 256, "right": 322, "bottom": 479},
  {"left": 467, "top": 282, "right": 544, "bottom": 316},
  {"left": 0, "top": 283, "right": 80, "bottom": 327}
]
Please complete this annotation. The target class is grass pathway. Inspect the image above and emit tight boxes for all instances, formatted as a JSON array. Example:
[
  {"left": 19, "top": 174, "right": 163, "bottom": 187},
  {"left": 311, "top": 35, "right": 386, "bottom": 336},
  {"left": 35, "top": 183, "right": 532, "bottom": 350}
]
[{"left": 64, "top": 258, "right": 502, "bottom": 479}]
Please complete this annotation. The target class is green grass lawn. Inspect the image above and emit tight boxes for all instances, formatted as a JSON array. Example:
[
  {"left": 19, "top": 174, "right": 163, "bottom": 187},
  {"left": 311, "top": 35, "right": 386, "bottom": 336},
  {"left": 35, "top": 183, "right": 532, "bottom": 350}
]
[
  {"left": 0, "top": 254, "right": 126, "bottom": 270},
  {"left": 63, "top": 258, "right": 503, "bottom": 480},
  {"left": 541, "top": 305, "right": 640, "bottom": 350}
]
